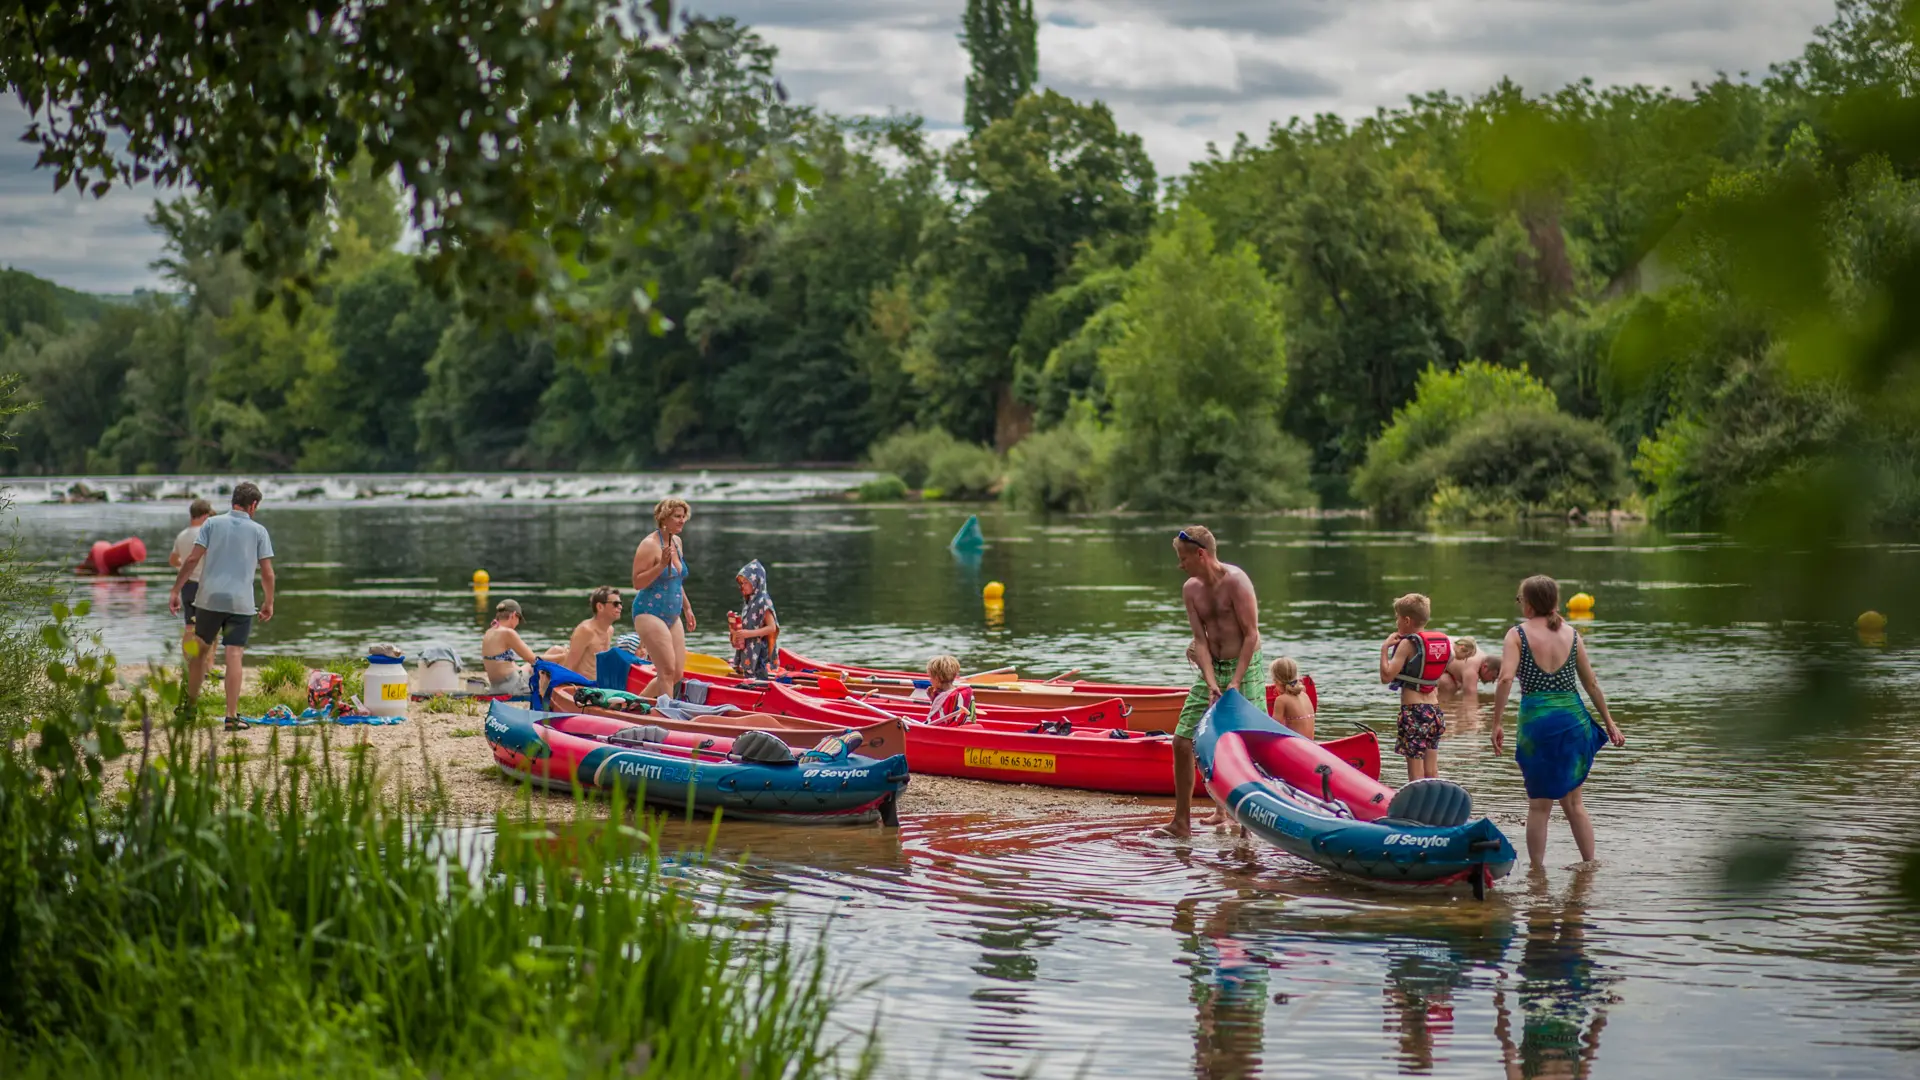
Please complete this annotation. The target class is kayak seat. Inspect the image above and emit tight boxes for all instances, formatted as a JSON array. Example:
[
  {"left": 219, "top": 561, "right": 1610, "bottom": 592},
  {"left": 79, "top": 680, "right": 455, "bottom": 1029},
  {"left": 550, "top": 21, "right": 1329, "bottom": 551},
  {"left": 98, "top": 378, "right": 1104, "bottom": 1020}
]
[
  {"left": 731, "top": 729, "right": 796, "bottom": 765},
  {"left": 1381, "top": 778, "right": 1473, "bottom": 828},
  {"left": 605, "top": 724, "right": 672, "bottom": 747}
]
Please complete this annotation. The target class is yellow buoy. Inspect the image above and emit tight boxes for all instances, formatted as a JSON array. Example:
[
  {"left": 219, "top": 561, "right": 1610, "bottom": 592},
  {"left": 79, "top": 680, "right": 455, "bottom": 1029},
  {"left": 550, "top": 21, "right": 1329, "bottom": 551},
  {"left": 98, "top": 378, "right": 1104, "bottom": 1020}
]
[
  {"left": 1567, "top": 592, "right": 1595, "bottom": 614},
  {"left": 472, "top": 569, "right": 491, "bottom": 588},
  {"left": 983, "top": 581, "right": 1005, "bottom": 602},
  {"left": 1857, "top": 610, "right": 1887, "bottom": 632}
]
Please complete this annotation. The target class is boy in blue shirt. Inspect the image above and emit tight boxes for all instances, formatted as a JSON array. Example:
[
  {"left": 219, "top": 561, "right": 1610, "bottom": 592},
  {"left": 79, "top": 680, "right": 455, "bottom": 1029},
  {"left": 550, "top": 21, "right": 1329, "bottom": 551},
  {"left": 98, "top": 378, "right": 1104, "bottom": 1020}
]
[{"left": 169, "top": 482, "right": 276, "bottom": 730}]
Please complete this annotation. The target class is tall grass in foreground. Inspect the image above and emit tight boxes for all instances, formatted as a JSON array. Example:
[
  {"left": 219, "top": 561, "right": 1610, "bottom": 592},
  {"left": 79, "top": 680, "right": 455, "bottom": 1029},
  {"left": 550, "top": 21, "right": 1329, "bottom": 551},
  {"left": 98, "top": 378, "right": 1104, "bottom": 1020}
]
[{"left": 0, "top": 605, "right": 867, "bottom": 1078}]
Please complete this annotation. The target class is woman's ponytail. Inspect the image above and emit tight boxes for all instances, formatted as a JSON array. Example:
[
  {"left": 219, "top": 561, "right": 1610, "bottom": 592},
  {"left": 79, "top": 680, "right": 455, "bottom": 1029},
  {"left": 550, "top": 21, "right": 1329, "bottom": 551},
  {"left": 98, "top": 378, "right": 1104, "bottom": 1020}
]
[{"left": 1521, "top": 575, "right": 1562, "bottom": 631}]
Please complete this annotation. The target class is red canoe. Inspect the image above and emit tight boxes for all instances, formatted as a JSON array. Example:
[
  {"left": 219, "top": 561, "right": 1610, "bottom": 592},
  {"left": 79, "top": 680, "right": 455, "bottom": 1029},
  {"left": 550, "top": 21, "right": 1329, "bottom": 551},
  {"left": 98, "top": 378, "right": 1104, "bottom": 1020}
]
[{"left": 737, "top": 680, "right": 1380, "bottom": 796}]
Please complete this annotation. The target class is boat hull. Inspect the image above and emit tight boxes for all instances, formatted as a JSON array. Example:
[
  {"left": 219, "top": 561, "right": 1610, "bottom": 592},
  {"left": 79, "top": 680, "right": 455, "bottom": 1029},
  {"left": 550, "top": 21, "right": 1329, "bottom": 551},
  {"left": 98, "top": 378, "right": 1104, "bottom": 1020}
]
[
  {"left": 485, "top": 701, "right": 909, "bottom": 825},
  {"left": 1196, "top": 691, "right": 1514, "bottom": 893}
]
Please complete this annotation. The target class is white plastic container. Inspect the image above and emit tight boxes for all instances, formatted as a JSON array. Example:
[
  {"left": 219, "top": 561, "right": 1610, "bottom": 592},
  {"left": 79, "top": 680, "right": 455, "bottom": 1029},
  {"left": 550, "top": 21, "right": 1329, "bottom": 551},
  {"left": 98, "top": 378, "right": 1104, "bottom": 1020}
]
[
  {"left": 362, "top": 655, "right": 410, "bottom": 717},
  {"left": 414, "top": 656, "right": 460, "bottom": 696}
]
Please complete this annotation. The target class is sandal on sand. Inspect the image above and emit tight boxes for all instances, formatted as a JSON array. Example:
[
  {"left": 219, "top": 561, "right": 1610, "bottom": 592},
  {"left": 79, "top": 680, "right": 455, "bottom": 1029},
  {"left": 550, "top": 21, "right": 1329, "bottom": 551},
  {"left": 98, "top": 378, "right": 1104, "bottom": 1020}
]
[{"left": 224, "top": 717, "right": 251, "bottom": 732}]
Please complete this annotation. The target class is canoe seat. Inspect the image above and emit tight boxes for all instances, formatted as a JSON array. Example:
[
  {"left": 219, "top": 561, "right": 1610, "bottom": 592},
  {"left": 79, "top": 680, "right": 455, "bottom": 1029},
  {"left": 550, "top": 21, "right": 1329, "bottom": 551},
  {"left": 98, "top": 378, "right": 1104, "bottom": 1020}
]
[
  {"left": 605, "top": 724, "right": 672, "bottom": 747},
  {"left": 732, "top": 729, "right": 796, "bottom": 765},
  {"left": 1383, "top": 779, "right": 1473, "bottom": 828}
]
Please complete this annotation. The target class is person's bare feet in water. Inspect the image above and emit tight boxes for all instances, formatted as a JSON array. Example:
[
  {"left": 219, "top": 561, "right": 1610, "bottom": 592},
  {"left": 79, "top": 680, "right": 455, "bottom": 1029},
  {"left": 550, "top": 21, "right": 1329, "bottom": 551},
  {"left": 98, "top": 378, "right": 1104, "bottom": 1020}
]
[{"left": 1154, "top": 816, "right": 1192, "bottom": 838}]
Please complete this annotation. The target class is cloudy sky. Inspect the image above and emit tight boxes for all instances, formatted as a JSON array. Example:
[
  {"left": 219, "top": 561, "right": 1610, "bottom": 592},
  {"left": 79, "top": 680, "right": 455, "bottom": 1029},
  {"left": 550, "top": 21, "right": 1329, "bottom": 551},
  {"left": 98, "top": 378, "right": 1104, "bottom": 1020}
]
[{"left": 1, "top": 0, "right": 1840, "bottom": 293}]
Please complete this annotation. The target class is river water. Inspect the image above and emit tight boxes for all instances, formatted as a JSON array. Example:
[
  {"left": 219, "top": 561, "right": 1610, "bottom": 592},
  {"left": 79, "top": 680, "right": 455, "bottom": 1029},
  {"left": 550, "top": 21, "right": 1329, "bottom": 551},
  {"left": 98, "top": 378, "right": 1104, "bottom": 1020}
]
[{"left": 8, "top": 474, "right": 1920, "bottom": 1079}]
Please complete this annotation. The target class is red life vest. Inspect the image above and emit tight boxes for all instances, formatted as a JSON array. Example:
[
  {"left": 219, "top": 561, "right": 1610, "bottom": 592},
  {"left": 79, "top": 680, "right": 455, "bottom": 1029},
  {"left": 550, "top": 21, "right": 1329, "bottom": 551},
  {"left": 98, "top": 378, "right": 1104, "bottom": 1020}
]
[{"left": 1393, "top": 631, "right": 1453, "bottom": 691}]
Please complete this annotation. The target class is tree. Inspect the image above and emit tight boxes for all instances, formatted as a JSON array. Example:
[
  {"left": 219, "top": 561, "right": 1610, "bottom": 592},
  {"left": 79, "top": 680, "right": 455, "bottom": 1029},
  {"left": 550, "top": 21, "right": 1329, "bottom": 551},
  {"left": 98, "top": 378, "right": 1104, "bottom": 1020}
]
[
  {"left": 961, "top": 0, "right": 1039, "bottom": 134},
  {"left": 1099, "top": 208, "right": 1311, "bottom": 511},
  {"left": 908, "top": 92, "right": 1155, "bottom": 446},
  {"left": 0, "top": 3, "right": 797, "bottom": 347}
]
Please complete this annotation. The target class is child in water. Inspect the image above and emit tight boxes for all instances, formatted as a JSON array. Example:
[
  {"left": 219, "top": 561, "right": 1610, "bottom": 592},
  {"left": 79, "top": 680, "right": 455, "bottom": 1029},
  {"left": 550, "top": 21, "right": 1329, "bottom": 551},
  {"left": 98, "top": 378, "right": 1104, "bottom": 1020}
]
[
  {"left": 1437, "top": 636, "right": 1479, "bottom": 696},
  {"left": 921, "top": 654, "right": 976, "bottom": 726},
  {"left": 1268, "top": 656, "right": 1314, "bottom": 738},
  {"left": 1379, "top": 593, "right": 1451, "bottom": 781}
]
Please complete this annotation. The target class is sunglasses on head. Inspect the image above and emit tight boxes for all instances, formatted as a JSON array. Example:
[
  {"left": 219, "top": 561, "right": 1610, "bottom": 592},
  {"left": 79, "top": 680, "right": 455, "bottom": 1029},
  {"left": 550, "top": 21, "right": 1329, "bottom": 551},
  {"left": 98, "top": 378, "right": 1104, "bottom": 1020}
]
[{"left": 1176, "top": 530, "right": 1200, "bottom": 547}]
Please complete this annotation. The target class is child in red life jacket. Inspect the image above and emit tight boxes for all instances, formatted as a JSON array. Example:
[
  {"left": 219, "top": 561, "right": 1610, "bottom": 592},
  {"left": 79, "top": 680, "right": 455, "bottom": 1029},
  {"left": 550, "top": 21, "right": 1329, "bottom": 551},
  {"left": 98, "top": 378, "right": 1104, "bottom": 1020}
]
[
  {"left": 1379, "top": 592, "right": 1452, "bottom": 781},
  {"left": 917, "top": 654, "right": 976, "bottom": 726}
]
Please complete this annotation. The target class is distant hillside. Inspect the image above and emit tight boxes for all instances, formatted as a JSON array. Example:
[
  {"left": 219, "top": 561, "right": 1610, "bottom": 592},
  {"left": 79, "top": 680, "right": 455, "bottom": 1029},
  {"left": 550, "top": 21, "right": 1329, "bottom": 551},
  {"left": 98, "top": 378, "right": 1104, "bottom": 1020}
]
[{"left": 0, "top": 266, "right": 113, "bottom": 343}]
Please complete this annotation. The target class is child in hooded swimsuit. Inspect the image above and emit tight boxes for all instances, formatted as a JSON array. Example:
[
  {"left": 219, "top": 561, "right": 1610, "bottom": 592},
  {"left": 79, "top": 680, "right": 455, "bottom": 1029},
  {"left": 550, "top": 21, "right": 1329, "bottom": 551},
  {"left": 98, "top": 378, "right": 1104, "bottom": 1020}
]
[{"left": 1379, "top": 592, "right": 1452, "bottom": 781}]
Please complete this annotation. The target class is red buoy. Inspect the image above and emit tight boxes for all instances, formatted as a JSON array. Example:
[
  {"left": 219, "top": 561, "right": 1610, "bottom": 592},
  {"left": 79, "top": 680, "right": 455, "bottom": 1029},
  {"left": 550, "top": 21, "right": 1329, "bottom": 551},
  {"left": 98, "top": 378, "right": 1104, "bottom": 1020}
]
[{"left": 82, "top": 537, "right": 147, "bottom": 575}]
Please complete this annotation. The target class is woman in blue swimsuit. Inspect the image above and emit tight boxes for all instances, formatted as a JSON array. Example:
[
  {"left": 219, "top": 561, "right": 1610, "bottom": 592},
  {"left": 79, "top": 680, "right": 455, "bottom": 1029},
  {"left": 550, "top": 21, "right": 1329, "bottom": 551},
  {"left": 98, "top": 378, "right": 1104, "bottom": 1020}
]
[{"left": 630, "top": 497, "right": 695, "bottom": 698}]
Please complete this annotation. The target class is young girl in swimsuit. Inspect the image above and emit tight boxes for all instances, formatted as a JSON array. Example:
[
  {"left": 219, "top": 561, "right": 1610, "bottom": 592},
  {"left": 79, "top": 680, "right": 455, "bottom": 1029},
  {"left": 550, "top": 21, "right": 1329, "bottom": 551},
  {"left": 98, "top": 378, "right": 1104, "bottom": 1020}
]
[
  {"left": 1267, "top": 656, "right": 1314, "bottom": 738},
  {"left": 631, "top": 497, "right": 694, "bottom": 699}
]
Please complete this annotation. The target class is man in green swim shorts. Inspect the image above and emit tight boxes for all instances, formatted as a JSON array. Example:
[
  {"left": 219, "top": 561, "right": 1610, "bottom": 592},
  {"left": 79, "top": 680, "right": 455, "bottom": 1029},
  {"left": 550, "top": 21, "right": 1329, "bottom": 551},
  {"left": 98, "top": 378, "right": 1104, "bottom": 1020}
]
[{"left": 1160, "top": 525, "right": 1263, "bottom": 838}]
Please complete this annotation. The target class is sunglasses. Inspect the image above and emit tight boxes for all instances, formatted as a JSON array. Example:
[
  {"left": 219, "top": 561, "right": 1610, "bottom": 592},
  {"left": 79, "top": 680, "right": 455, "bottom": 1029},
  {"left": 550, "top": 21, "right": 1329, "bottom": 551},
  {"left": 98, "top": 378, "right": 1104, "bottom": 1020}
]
[
  {"left": 1175, "top": 530, "right": 1203, "bottom": 547},
  {"left": 598, "top": 597, "right": 622, "bottom": 606}
]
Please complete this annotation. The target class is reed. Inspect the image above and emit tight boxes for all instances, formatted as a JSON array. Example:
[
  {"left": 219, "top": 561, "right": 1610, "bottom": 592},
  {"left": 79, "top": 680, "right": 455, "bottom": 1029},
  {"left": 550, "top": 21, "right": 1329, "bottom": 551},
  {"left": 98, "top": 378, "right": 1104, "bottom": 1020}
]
[{"left": 0, "top": 604, "right": 868, "bottom": 1078}]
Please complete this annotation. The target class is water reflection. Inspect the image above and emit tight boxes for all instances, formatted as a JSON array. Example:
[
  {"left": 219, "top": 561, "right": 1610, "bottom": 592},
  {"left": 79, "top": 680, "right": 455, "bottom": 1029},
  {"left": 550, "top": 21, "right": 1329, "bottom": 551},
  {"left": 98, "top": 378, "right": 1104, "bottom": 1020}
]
[
  {"left": 1175, "top": 895, "right": 1274, "bottom": 1080},
  {"left": 1496, "top": 870, "right": 1615, "bottom": 1080}
]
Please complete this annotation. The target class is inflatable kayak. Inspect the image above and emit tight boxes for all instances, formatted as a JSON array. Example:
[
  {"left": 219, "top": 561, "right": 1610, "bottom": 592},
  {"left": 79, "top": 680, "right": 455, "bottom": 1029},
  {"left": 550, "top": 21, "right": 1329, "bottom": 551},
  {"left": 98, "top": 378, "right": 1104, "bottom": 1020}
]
[
  {"left": 1195, "top": 691, "right": 1514, "bottom": 896},
  {"left": 485, "top": 701, "right": 909, "bottom": 825},
  {"left": 548, "top": 684, "right": 909, "bottom": 759},
  {"left": 742, "top": 679, "right": 1381, "bottom": 796}
]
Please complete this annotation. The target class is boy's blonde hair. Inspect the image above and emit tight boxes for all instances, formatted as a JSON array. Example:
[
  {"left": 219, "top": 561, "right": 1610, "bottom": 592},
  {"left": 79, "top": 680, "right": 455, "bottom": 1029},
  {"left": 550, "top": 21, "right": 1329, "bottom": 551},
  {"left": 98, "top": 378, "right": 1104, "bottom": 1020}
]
[
  {"left": 927, "top": 654, "right": 961, "bottom": 683},
  {"left": 1269, "top": 656, "right": 1304, "bottom": 693},
  {"left": 1453, "top": 636, "right": 1477, "bottom": 660},
  {"left": 1392, "top": 593, "right": 1432, "bottom": 626}
]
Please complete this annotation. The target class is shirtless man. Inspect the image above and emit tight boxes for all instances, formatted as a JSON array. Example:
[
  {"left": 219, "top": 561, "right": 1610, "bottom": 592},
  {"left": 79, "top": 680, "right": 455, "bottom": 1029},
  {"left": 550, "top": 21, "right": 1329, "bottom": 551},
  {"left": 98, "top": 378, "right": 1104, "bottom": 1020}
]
[{"left": 1159, "top": 525, "right": 1264, "bottom": 838}]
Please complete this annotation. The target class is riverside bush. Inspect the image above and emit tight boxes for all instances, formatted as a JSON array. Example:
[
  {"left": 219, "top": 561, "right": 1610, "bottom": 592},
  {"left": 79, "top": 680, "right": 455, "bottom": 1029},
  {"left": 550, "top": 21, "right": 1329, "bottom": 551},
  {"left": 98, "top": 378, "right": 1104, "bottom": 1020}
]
[
  {"left": 0, "top": 607, "right": 862, "bottom": 1079},
  {"left": 925, "top": 442, "right": 1003, "bottom": 500},
  {"left": 855, "top": 473, "right": 910, "bottom": 501},
  {"left": 1413, "top": 409, "right": 1626, "bottom": 520},
  {"left": 866, "top": 427, "right": 962, "bottom": 489},
  {"left": 1003, "top": 419, "right": 1114, "bottom": 512}
]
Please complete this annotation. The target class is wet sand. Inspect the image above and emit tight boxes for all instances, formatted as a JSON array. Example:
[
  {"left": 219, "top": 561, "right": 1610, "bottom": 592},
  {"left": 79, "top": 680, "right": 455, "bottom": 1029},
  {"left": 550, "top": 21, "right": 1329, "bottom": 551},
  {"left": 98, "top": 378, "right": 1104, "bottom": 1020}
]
[{"left": 110, "top": 663, "right": 1152, "bottom": 823}]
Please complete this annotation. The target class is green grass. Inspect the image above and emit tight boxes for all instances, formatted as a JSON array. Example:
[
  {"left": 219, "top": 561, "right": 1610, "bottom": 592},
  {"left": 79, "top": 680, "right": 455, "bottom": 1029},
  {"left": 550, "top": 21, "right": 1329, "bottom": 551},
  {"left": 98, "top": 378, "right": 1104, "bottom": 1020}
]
[
  {"left": 0, "top": 608, "right": 869, "bottom": 1079},
  {"left": 449, "top": 727, "right": 481, "bottom": 738},
  {"left": 256, "top": 655, "right": 308, "bottom": 693}
]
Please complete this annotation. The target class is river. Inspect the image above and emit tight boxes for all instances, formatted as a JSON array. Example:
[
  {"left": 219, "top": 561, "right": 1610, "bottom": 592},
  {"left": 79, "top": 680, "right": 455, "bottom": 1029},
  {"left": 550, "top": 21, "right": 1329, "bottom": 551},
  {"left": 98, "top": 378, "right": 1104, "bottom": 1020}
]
[{"left": 8, "top": 473, "right": 1920, "bottom": 1079}]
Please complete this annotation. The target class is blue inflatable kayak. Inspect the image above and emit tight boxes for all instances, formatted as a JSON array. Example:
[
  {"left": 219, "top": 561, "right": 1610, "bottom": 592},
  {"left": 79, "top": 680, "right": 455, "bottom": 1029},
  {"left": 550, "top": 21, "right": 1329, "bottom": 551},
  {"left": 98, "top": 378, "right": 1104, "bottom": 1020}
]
[
  {"left": 485, "top": 701, "right": 909, "bottom": 825},
  {"left": 1195, "top": 691, "right": 1515, "bottom": 896}
]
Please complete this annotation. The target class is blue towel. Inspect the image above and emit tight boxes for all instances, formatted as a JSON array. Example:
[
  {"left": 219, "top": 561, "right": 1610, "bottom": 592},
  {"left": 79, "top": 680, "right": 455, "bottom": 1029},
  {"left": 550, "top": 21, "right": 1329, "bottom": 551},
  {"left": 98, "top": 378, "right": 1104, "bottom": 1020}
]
[
  {"left": 595, "top": 646, "right": 640, "bottom": 690},
  {"left": 1515, "top": 692, "right": 1608, "bottom": 800},
  {"left": 530, "top": 658, "right": 594, "bottom": 710}
]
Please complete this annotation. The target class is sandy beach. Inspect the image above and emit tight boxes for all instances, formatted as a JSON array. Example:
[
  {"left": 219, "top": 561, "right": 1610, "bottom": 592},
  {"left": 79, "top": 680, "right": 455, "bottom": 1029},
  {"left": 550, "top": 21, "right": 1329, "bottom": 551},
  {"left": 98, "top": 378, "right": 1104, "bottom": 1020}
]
[{"left": 110, "top": 662, "right": 1152, "bottom": 823}]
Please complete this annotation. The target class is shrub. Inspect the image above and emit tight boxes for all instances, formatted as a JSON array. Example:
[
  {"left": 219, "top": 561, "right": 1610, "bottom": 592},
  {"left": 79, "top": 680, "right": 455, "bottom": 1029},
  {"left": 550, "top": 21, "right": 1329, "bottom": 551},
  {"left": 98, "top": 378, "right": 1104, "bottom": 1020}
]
[
  {"left": 1427, "top": 408, "right": 1627, "bottom": 519},
  {"left": 1003, "top": 417, "right": 1114, "bottom": 512},
  {"left": 257, "top": 654, "right": 307, "bottom": 693},
  {"left": 855, "top": 473, "right": 910, "bottom": 502},
  {"left": 1355, "top": 362, "right": 1560, "bottom": 512},
  {"left": 925, "top": 442, "right": 1003, "bottom": 500},
  {"left": 865, "top": 427, "right": 962, "bottom": 489}
]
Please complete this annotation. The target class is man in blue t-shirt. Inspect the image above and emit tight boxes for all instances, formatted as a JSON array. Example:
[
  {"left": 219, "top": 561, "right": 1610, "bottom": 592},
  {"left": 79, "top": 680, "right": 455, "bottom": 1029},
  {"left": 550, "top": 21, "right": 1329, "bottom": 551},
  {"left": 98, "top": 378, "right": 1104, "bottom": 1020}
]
[{"left": 169, "top": 482, "right": 276, "bottom": 730}]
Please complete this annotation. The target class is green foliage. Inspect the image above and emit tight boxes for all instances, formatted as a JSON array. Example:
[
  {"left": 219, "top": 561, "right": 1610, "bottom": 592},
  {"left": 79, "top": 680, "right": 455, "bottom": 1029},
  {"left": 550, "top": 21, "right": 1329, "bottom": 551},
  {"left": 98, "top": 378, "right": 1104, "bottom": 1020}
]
[
  {"left": 855, "top": 474, "right": 910, "bottom": 502},
  {"left": 0, "top": 609, "right": 861, "bottom": 1078},
  {"left": 2, "top": 4, "right": 800, "bottom": 352},
  {"left": 1002, "top": 411, "right": 1115, "bottom": 512},
  {"left": 904, "top": 92, "right": 1157, "bottom": 444},
  {"left": 0, "top": 268, "right": 106, "bottom": 344},
  {"left": 925, "top": 443, "right": 1004, "bottom": 500},
  {"left": 1098, "top": 208, "right": 1313, "bottom": 511},
  {"left": 867, "top": 427, "right": 962, "bottom": 489},
  {"left": 1425, "top": 408, "right": 1627, "bottom": 520},
  {"left": 1354, "top": 362, "right": 1560, "bottom": 512},
  {"left": 961, "top": 0, "right": 1038, "bottom": 134},
  {"left": 257, "top": 656, "right": 309, "bottom": 695}
]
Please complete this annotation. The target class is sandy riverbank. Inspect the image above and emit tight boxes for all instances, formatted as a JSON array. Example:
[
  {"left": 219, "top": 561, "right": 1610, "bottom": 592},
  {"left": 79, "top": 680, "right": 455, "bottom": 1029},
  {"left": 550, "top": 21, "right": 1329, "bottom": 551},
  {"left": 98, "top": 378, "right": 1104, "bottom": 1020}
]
[{"left": 110, "top": 663, "right": 1154, "bottom": 823}]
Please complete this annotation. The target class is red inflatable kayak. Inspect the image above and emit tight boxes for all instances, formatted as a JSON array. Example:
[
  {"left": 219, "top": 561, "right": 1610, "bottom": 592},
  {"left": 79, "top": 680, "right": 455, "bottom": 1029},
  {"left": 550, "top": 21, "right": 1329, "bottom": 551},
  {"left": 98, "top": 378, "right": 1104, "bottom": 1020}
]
[{"left": 738, "top": 680, "right": 1380, "bottom": 796}]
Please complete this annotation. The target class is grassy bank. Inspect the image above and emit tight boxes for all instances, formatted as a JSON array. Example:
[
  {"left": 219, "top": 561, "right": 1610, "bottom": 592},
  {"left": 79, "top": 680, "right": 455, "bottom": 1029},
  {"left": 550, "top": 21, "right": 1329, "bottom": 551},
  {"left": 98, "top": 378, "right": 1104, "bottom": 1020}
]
[{"left": 0, "top": 606, "right": 869, "bottom": 1079}]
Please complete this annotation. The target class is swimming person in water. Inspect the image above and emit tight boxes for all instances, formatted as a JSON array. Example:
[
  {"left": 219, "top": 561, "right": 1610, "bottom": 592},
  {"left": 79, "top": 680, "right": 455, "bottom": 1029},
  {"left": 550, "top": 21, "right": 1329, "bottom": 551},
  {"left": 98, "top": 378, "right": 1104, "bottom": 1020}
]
[
  {"left": 730, "top": 559, "right": 778, "bottom": 678},
  {"left": 1163, "top": 525, "right": 1264, "bottom": 838},
  {"left": 631, "top": 497, "right": 694, "bottom": 699},
  {"left": 1490, "top": 574, "right": 1626, "bottom": 870},
  {"left": 481, "top": 598, "right": 542, "bottom": 695},
  {"left": 1381, "top": 593, "right": 1452, "bottom": 782},
  {"left": 558, "top": 587, "right": 623, "bottom": 675}
]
